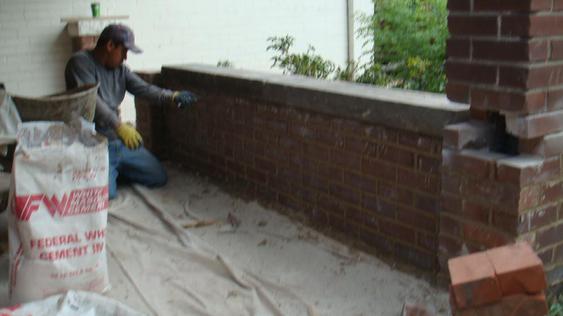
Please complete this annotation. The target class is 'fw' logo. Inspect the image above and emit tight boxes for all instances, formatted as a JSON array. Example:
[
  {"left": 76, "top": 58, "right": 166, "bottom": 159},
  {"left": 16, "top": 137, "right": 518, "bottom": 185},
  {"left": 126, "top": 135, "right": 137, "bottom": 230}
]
[{"left": 14, "top": 187, "right": 108, "bottom": 221}]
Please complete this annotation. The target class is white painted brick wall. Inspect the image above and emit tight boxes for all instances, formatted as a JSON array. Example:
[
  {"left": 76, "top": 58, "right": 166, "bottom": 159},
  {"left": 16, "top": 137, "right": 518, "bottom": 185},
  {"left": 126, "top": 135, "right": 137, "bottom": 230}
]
[{"left": 1, "top": 0, "right": 373, "bottom": 97}]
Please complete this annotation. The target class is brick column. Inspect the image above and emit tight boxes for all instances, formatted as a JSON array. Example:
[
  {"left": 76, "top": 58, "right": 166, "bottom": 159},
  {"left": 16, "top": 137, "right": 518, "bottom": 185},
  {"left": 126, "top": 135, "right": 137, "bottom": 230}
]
[{"left": 442, "top": 0, "right": 563, "bottom": 291}]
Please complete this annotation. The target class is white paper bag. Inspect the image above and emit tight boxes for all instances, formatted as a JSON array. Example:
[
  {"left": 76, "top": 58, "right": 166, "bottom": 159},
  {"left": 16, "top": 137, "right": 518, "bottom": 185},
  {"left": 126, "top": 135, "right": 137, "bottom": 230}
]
[{"left": 8, "top": 121, "right": 110, "bottom": 304}]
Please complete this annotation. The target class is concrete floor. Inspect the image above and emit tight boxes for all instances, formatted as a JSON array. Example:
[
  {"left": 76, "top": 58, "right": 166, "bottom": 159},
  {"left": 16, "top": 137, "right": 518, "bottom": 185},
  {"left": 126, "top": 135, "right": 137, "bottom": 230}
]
[{"left": 0, "top": 165, "right": 450, "bottom": 315}]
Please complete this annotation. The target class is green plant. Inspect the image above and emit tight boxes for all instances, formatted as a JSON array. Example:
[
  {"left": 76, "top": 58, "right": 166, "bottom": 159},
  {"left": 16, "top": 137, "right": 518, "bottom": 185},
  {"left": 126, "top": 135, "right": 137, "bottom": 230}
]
[
  {"left": 550, "top": 294, "right": 563, "bottom": 316},
  {"left": 357, "top": 0, "right": 448, "bottom": 92},
  {"left": 266, "top": 0, "right": 448, "bottom": 92},
  {"left": 334, "top": 61, "right": 359, "bottom": 81},
  {"left": 267, "top": 36, "right": 335, "bottom": 79}
]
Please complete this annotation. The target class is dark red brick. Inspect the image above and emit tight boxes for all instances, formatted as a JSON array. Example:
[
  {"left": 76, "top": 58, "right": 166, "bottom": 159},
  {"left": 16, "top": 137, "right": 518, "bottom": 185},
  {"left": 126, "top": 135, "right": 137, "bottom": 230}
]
[
  {"left": 363, "top": 193, "right": 396, "bottom": 219},
  {"left": 555, "top": 243, "right": 563, "bottom": 263},
  {"left": 397, "top": 132, "right": 441, "bottom": 154},
  {"left": 303, "top": 174, "right": 329, "bottom": 192},
  {"left": 446, "top": 82, "right": 470, "bottom": 104},
  {"left": 329, "top": 182, "right": 361, "bottom": 205},
  {"left": 254, "top": 129, "right": 278, "bottom": 144},
  {"left": 398, "top": 169, "right": 440, "bottom": 194},
  {"left": 448, "top": 16, "right": 499, "bottom": 36},
  {"left": 417, "top": 232, "right": 437, "bottom": 252},
  {"left": 496, "top": 157, "right": 560, "bottom": 186},
  {"left": 397, "top": 207, "right": 437, "bottom": 233},
  {"left": 293, "top": 186, "right": 317, "bottom": 205},
  {"left": 303, "top": 143, "right": 331, "bottom": 162},
  {"left": 446, "top": 150, "right": 499, "bottom": 180},
  {"left": 492, "top": 210, "right": 521, "bottom": 235},
  {"left": 474, "top": 0, "right": 551, "bottom": 12},
  {"left": 377, "top": 183, "right": 413, "bottom": 205},
  {"left": 441, "top": 194, "right": 462, "bottom": 214},
  {"left": 502, "top": 15, "right": 563, "bottom": 37},
  {"left": 394, "top": 243, "right": 436, "bottom": 270},
  {"left": 551, "top": 40, "right": 563, "bottom": 60},
  {"left": 461, "top": 179, "right": 519, "bottom": 210},
  {"left": 378, "top": 145, "right": 415, "bottom": 168},
  {"left": 342, "top": 171, "right": 377, "bottom": 194},
  {"left": 447, "top": 0, "right": 470, "bottom": 11},
  {"left": 343, "top": 136, "right": 368, "bottom": 153},
  {"left": 536, "top": 222, "right": 563, "bottom": 248},
  {"left": 417, "top": 155, "right": 441, "bottom": 173},
  {"left": 547, "top": 88, "right": 563, "bottom": 111},
  {"left": 471, "top": 87, "right": 547, "bottom": 114},
  {"left": 506, "top": 110, "right": 563, "bottom": 139},
  {"left": 540, "top": 181, "right": 563, "bottom": 205},
  {"left": 326, "top": 212, "right": 354, "bottom": 235},
  {"left": 463, "top": 200, "right": 491, "bottom": 224},
  {"left": 254, "top": 155, "right": 276, "bottom": 173},
  {"left": 380, "top": 219, "right": 416, "bottom": 244},
  {"left": 360, "top": 229, "right": 394, "bottom": 255},
  {"left": 447, "top": 38, "right": 470, "bottom": 59},
  {"left": 362, "top": 158, "right": 397, "bottom": 182},
  {"left": 500, "top": 64, "right": 563, "bottom": 90},
  {"left": 439, "top": 234, "right": 464, "bottom": 255},
  {"left": 246, "top": 167, "right": 268, "bottom": 184},
  {"left": 414, "top": 193, "right": 439, "bottom": 214},
  {"left": 307, "top": 160, "right": 341, "bottom": 181},
  {"left": 446, "top": 61, "right": 497, "bottom": 85},
  {"left": 473, "top": 40, "right": 548, "bottom": 62},
  {"left": 331, "top": 150, "right": 362, "bottom": 171},
  {"left": 441, "top": 173, "right": 463, "bottom": 195},
  {"left": 463, "top": 222, "right": 513, "bottom": 248}
]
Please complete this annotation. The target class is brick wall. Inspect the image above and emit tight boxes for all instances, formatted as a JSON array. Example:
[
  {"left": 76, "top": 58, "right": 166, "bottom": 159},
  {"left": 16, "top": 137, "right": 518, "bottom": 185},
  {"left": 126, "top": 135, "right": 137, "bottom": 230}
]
[
  {"left": 440, "top": 122, "right": 563, "bottom": 287},
  {"left": 444, "top": 0, "right": 563, "bottom": 292},
  {"left": 136, "top": 65, "right": 468, "bottom": 272}
]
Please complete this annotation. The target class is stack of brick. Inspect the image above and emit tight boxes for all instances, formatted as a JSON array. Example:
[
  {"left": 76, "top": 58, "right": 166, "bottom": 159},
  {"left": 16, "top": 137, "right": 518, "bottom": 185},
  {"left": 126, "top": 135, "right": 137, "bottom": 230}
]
[
  {"left": 442, "top": 0, "right": 563, "bottom": 289},
  {"left": 449, "top": 242, "right": 548, "bottom": 315}
]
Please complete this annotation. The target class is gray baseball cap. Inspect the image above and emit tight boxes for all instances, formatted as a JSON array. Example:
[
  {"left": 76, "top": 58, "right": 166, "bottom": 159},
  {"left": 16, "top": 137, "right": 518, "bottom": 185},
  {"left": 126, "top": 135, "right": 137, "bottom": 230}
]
[{"left": 98, "top": 24, "right": 142, "bottom": 53}]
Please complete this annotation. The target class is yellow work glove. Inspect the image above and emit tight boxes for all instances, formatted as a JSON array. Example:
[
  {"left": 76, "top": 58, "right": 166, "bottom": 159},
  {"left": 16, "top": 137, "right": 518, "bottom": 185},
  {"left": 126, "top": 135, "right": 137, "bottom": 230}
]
[{"left": 116, "top": 123, "right": 142, "bottom": 150}]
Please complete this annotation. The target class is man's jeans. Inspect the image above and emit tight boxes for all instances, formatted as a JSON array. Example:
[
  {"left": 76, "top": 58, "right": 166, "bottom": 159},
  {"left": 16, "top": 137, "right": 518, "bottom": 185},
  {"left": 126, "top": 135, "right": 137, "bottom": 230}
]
[{"left": 108, "top": 140, "right": 167, "bottom": 199}]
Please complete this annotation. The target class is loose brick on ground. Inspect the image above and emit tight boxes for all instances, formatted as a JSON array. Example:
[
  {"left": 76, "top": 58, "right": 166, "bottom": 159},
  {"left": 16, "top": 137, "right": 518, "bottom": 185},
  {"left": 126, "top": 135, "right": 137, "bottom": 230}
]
[
  {"left": 486, "top": 242, "right": 547, "bottom": 295},
  {"left": 448, "top": 252, "right": 502, "bottom": 308},
  {"left": 452, "top": 293, "right": 548, "bottom": 316}
]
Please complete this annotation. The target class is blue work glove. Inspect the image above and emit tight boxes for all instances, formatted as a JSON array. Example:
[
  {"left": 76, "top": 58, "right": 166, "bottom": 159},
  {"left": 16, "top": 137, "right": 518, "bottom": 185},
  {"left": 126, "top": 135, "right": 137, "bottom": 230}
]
[{"left": 172, "top": 91, "right": 198, "bottom": 108}]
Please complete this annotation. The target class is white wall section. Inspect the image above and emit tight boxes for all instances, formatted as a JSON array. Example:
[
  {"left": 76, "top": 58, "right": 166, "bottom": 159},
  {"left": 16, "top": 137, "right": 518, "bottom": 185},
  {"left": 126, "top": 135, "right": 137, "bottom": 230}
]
[{"left": 0, "top": 0, "right": 373, "bottom": 96}]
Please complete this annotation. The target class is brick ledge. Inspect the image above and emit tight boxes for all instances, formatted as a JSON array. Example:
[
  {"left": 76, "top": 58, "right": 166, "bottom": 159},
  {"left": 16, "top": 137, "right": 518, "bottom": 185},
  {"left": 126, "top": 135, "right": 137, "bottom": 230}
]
[{"left": 160, "top": 64, "right": 470, "bottom": 137}]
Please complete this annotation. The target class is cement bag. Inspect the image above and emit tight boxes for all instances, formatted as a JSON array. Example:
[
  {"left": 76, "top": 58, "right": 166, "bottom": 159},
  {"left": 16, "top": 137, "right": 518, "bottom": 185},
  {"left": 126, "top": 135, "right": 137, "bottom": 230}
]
[
  {"left": 8, "top": 121, "right": 110, "bottom": 304},
  {"left": 0, "top": 290, "right": 146, "bottom": 316}
]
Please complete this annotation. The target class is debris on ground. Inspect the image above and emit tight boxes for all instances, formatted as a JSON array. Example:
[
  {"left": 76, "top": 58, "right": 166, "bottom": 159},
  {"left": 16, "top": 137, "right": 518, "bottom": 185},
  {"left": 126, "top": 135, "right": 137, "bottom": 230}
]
[
  {"left": 182, "top": 219, "right": 220, "bottom": 229},
  {"left": 257, "top": 239, "right": 268, "bottom": 246},
  {"left": 257, "top": 220, "right": 268, "bottom": 227},
  {"left": 227, "top": 212, "right": 241, "bottom": 229},
  {"left": 448, "top": 242, "right": 548, "bottom": 316},
  {"left": 402, "top": 302, "right": 436, "bottom": 316}
]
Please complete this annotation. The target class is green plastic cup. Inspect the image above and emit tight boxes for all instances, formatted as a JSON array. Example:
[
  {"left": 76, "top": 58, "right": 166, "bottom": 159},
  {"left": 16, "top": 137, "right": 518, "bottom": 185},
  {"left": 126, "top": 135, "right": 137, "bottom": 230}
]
[{"left": 91, "top": 2, "right": 100, "bottom": 17}]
